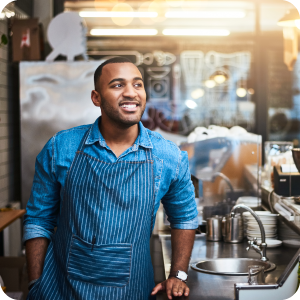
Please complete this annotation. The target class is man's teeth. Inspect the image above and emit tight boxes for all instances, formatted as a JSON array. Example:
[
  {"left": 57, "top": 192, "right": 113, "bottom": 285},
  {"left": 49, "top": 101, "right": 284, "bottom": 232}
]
[{"left": 121, "top": 104, "right": 137, "bottom": 108}]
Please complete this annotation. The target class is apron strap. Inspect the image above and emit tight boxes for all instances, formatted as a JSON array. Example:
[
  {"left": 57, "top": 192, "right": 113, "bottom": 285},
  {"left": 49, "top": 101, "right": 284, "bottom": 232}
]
[{"left": 77, "top": 127, "right": 92, "bottom": 153}]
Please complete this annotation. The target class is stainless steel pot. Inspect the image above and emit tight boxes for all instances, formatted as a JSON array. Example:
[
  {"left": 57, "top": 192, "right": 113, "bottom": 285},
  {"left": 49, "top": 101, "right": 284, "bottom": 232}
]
[
  {"left": 222, "top": 213, "right": 244, "bottom": 243},
  {"left": 206, "top": 217, "right": 223, "bottom": 241}
]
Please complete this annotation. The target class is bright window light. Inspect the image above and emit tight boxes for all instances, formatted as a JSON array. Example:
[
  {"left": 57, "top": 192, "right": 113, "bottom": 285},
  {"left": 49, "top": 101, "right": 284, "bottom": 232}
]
[
  {"left": 162, "top": 29, "right": 230, "bottom": 36},
  {"left": 165, "top": 10, "right": 246, "bottom": 19},
  {"left": 90, "top": 29, "right": 158, "bottom": 36},
  {"left": 80, "top": 11, "right": 158, "bottom": 18},
  {"left": 185, "top": 100, "right": 198, "bottom": 109}
]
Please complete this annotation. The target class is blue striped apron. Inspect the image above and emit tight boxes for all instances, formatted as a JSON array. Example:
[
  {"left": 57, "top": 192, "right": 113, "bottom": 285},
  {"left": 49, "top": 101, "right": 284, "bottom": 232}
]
[{"left": 27, "top": 129, "right": 156, "bottom": 300}]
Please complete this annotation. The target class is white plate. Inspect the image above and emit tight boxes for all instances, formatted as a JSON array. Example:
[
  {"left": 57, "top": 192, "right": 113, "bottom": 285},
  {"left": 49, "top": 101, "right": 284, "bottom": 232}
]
[
  {"left": 282, "top": 240, "right": 300, "bottom": 248},
  {"left": 247, "top": 234, "right": 277, "bottom": 239},
  {"left": 249, "top": 239, "right": 282, "bottom": 248},
  {"left": 243, "top": 212, "right": 278, "bottom": 219},
  {"left": 246, "top": 220, "right": 277, "bottom": 225},
  {"left": 247, "top": 224, "right": 276, "bottom": 230},
  {"left": 243, "top": 211, "right": 274, "bottom": 216}
]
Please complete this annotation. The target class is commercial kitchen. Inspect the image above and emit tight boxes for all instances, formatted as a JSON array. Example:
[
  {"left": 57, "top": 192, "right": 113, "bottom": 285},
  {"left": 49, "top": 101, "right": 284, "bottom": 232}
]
[{"left": 1, "top": 0, "right": 300, "bottom": 299}]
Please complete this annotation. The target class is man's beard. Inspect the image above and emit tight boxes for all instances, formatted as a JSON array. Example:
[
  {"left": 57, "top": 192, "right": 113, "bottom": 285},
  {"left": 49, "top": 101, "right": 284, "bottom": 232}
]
[{"left": 100, "top": 94, "right": 146, "bottom": 127}]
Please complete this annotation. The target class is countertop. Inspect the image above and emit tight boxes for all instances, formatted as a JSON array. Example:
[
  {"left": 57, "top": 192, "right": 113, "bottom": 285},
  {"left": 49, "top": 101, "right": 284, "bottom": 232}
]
[
  {"left": 0, "top": 209, "right": 26, "bottom": 232},
  {"left": 159, "top": 234, "right": 299, "bottom": 300}
]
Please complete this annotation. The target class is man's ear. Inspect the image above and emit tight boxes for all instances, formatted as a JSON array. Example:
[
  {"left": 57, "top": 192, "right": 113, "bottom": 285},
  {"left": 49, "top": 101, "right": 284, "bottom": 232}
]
[{"left": 91, "top": 90, "right": 101, "bottom": 107}]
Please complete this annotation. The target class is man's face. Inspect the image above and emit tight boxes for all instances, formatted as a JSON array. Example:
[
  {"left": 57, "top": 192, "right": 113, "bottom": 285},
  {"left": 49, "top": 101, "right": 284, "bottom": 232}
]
[{"left": 95, "top": 62, "right": 146, "bottom": 127}]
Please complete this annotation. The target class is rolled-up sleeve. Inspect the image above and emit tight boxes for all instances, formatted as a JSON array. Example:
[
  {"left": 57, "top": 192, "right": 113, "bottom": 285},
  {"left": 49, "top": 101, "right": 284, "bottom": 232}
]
[
  {"left": 161, "top": 151, "right": 198, "bottom": 229},
  {"left": 23, "top": 137, "right": 60, "bottom": 244}
]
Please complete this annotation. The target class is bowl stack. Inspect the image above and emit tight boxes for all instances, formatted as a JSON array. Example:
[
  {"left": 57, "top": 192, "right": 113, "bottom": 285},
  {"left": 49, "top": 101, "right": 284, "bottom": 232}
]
[
  {"left": 236, "top": 196, "right": 261, "bottom": 208},
  {"left": 243, "top": 211, "right": 278, "bottom": 241}
]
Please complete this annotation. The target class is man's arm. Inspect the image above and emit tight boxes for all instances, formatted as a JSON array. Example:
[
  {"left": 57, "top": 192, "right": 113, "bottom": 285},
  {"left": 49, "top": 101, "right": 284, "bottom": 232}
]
[
  {"left": 26, "top": 238, "right": 50, "bottom": 282},
  {"left": 151, "top": 229, "right": 195, "bottom": 299}
]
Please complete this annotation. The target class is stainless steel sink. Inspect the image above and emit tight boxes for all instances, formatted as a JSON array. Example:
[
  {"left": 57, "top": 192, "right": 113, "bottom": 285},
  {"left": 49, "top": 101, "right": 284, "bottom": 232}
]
[{"left": 191, "top": 258, "right": 276, "bottom": 275}]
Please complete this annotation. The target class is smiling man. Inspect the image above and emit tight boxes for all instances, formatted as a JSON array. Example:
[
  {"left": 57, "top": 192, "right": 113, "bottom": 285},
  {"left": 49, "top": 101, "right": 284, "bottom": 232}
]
[{"left": 23, "top": 57, "right": 198, "bottom": 300}]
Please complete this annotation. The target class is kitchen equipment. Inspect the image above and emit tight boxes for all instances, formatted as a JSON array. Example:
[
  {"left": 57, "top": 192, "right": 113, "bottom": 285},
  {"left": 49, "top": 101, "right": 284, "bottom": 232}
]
[
  {"left": 191, "top": 258, "right": 276, "bottom": 275},
  {"left": 206, "top": 217, "right": 222, "bottom": 241},
  {"left": 273, "top": 165, "right": 300, "bottom": 196},
  {"left": 293, "top": 196, "right": 300, "bottom": 204},
  {"left": 222, "top": 213, "right": 244, "bottom": 243},
  {"left": 292, "top": 148, "right": 300, "bottom": 172},
  {"left": 248, "top": 265, "right": 265, "bottom": 285},
  {"left": 264, "top": 141, "right": 293, "bottom": 187}
]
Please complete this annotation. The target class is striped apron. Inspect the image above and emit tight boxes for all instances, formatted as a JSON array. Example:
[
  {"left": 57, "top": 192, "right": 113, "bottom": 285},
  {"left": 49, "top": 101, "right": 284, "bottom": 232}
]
[{"left": 27, "top": 129, "right": 156, "bottom": 300}]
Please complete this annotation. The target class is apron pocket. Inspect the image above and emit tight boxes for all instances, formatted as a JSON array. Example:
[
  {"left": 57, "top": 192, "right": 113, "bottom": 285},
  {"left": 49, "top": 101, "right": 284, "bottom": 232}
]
[{"left": 67, "top": 235, "right": 132, "bottom": 287}]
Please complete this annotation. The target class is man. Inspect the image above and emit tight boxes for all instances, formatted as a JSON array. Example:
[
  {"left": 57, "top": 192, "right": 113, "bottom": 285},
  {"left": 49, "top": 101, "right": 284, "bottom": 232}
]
[{"left": 24, "top": 57, "right": 198, "bottom": 300}]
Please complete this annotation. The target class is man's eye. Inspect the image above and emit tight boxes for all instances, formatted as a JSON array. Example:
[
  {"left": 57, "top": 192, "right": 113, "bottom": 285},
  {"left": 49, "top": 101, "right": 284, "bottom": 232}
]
[
  {"left": 113, "top": 84, "right": 122, "bottom": 88},
  {"left": 135, "top": 83, "right": 143, "bottom": 87}
]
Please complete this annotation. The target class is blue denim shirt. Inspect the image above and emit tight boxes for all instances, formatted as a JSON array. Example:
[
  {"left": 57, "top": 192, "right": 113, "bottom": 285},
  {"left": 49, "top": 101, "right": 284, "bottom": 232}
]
[{"left": 23, "top": 117, "right": 198, "bottom": 243}]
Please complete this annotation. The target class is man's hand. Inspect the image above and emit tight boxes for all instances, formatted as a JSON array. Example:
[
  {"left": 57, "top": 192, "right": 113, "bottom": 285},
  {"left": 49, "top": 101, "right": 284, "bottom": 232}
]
[{"left": 151, "top": 277, "right": 190, "bottom": 299}]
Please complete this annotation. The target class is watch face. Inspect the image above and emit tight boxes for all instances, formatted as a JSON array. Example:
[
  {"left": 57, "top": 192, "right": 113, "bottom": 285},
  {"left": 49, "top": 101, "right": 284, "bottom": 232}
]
[{"left": 177, "top": 271, "right": 188, "bottom": 281}]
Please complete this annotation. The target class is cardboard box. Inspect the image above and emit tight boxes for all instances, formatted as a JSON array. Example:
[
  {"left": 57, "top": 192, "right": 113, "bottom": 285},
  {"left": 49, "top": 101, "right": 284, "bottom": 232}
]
[
  {"left": 0, "top": 257, "right": 26, "bottom": 292},
  {"left": 12, "top": 19, "right": 40, "bottom": 61}
]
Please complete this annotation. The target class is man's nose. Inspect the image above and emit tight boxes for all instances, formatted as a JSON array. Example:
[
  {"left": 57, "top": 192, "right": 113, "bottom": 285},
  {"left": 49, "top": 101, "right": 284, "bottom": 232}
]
[{"left": 122, "top": 84, "right": 138, "bottom": 98}]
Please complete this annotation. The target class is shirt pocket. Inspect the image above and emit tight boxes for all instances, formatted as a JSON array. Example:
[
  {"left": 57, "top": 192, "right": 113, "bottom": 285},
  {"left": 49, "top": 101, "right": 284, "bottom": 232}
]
[{"left": 67, "top": 235, "right": 132, "bottom": 287}]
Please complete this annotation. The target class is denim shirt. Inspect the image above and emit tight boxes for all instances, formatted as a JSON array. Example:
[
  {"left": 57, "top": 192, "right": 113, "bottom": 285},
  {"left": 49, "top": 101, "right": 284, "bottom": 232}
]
[{"left": 23, "top": 117, "right": 198, "bottom": 243}]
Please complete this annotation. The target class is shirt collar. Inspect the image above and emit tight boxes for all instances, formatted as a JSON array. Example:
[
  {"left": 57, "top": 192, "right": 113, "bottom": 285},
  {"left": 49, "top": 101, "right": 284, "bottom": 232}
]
[{"left": 85, "top": 117, "right": 153, "bottom": 149}]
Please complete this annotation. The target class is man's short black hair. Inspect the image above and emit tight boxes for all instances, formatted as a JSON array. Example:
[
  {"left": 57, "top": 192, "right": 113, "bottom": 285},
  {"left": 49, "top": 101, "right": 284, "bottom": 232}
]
[{"left": 94, "top": 57, "right": 133, "bottom": 89}]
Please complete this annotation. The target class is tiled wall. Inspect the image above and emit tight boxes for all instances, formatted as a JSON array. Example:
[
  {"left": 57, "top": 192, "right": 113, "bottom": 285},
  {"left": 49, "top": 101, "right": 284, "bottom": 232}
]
[{"left": 0, "top": 19, "right": 20, "bottom": 208}]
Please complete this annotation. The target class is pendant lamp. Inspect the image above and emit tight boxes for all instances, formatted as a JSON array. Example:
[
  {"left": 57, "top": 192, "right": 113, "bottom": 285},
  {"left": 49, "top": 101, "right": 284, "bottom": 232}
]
[{"left": 277, "top": 9, "right": 300, "bottom": 27}]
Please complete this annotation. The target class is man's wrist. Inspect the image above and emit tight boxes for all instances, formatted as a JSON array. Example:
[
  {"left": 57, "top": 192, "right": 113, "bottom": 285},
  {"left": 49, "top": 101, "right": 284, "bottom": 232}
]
[
  {"left": 28, "top": 278, "right": 39, "bottom": 290},
  {"left": 168, "top": 270, "right": 188, "bottom": 283}
]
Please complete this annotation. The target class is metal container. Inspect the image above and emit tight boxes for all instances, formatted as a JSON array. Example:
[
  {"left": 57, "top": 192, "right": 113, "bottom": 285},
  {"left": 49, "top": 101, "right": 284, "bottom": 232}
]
[
  {"left": 223, "top": 213, "right": 244, "bottom": 243},
  {"left": 206, "top": 217, "right": 223, "bottom": 241}
]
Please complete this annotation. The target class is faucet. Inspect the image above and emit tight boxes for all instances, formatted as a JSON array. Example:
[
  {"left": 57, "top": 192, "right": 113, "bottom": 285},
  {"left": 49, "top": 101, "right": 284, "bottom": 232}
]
[
  {"left": 212, "top": 172, "right": 234, "bottom": 201},
  {"left": 231, "top": 204, "right": 268, "bottom": 262}
]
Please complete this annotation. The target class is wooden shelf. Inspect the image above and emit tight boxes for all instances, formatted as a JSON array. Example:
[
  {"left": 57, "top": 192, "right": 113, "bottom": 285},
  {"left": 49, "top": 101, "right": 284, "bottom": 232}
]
[{"left": 0, "top": 209, "right": 26, "bottom": 232}]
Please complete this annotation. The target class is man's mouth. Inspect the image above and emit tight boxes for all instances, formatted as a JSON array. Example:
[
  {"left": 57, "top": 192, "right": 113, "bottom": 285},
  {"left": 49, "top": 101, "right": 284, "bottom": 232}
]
[{"left": 120, "top": 102, "right": 139, "bottom": 112}]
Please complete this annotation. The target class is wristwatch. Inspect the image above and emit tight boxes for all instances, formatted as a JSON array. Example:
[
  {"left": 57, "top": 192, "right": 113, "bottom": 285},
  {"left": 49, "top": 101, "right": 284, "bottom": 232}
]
[{"left": 168, "top": 270, "right": 188, "bottom": 283}]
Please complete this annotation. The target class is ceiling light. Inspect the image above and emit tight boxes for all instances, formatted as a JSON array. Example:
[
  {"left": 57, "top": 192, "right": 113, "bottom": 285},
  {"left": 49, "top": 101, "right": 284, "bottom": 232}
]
[
  {"left": 191, "top": 88, "right": 205, "bottom": 99},
  {"left": 185, "top": 100, "right": 198, "bottom": 109},
  {"left": 214, "top": 75, "right": 226, "bottom": 84},
  {"left": 205, "top": 80, "right": 216, "bottom": 88},
  {"left": 236, "top": 88, "right": 247, "bottom": 98},
  {"left": 79, "top": 11, "right": 158, "bottom": 18},
  {"left": 277, "top": 9, "right": 300, "bottom": 27},
  {"left": 90, "top": 29, "right": 158, "bottom": 36},
  {"left": 295, "top": 19, "right": 300, "bottom": 29},
  {"left": 162, "top": 29, "right": 230, "bottom": 36},
  {"left": 165, "top": 10, "right": 245, "bottom": 19}
]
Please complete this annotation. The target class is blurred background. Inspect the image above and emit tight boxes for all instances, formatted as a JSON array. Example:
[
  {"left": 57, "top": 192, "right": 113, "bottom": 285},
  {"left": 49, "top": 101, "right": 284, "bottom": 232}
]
[{"left": 2, "top": 1, "right": 300, "bottom": 298}]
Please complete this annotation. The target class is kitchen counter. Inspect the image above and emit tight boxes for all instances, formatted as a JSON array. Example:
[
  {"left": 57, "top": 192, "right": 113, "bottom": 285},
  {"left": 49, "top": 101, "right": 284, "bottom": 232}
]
[{"left": 159, "top": 233, "right": 299, "bottom": 300}]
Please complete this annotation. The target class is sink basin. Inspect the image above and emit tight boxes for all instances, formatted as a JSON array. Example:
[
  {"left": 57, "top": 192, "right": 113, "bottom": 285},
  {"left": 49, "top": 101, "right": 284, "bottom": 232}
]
[{"left": 191, "top": 258, "right": 276, "bottom": 275}]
